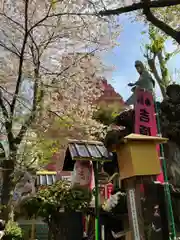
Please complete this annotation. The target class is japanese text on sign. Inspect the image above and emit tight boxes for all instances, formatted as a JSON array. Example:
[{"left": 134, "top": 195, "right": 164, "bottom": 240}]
[
  {"left": 128, "top": 188, "right": 141, "bottom": 240},
  {"left": 135, "top": 88, "right": 164, "bottom": 183},
  {"left": 135, "top": 89, "right": 154, "bottom": 136}
]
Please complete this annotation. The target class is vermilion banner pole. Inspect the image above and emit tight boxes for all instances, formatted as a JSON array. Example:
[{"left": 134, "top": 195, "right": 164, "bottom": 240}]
[
  {"left": 134, "top": 88, "right": 163, "bottom": 182},
  {"left": 135, "top": 88, "right": 176, "bottom": 239}
]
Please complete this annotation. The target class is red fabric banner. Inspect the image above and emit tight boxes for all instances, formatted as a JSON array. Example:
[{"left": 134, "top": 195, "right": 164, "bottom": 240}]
[
  {"left": 100, "top": 183, "right": 113, "bottom": 199},
  {"left": 135, "top": 88, "right": 164, "bottom": 183},
  {"left": 107, "top": 183, "right": 113, "bottom": 199}
]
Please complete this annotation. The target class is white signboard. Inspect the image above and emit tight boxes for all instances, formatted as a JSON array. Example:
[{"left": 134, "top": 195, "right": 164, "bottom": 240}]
[
  {"left": 61, "top": 175, "right": 71, "bottom": 182},
  {"left": 128, "top": 188, "right": 141, "bottom": 240}
]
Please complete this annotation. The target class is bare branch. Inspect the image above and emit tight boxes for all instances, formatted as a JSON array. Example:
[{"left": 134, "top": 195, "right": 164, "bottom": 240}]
[
  {"left": 0, "top": 86, "right": 32, "bottom": 111},
  {"left": 0, "top": 12, "right": 24, "bottom": 32},
  {"left": 79, "top": 16, "right": 91, "bottom": 41},
  {"left": 25, "top": 157, "right": 38, "bottom": 169},
  {"left": 28, "top": 11, "right": 98, "bottom": 34},
  {"left": 0, "top": 41, "right": 20, "bottom": 57},
  {"left": 56, "top": 48, "right": 98, "bottom": 77},
  {"left": 1, "top": 29, "right": 21, "bottom": 55},
  {"left": 0, "top": 91, "right": 9, "bottom": 120},
  {"left": 99, "top": 0, "right": 180, "bottom": 44},
  {"left": 146, "top": 49, "right": 167, "bottom": 98},
  {"left": 40, "top": 49, "right": 98, "bottom": 80},
  {"left": 10, "top": 0, "right": 29, "bottom": 116},
  {"left": 38, "top": 22, "right": 61, "bottom": 57},
  {"left": 157, "top": 51, "right": 171, "bottom": 86},
  {"left": 99, "top": 0, "right": 180, "bottom": 16},
  {"left": 15, "top": 63, "right": 42, "bottom": 145},
  {"left": 48, "top": 110, "right": 64, "bottom": 120},
  {"left": 87, "top": 0, "right": 99, "bottom": 13},
  {"left": 143, "top": 7, "right": 180, "bottom": 44},
  {"left": 28, "top": 4, "right": 52, "bottom": 33},
  {"left": 14, "top": 88, "right": 37, "bottom": 144},
  {"left": 29, "top": 31, "right": 40, "bottom": 66},
  {"left": 0, "top": 90, "right": 14, "bottom": 144},
  {"left": 2, "top": 96, "right": 11, "bottom": 107}
]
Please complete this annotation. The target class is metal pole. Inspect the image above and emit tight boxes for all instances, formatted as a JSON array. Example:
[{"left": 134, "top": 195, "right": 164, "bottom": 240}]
[
  {"left": 31, "top": 216, "right": 35, "bottom": 240},
  {"left": 154, "top": 99, "right": 176, "bottom": 239},
  {"left": 95, "top": 161, "right": 100, "bottom": 240}
]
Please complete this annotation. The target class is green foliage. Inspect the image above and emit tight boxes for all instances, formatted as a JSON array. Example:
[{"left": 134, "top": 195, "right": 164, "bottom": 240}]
[
  {"left": 23, "top": 180, "right": 92, "bottom": 221},
  {"left": 17, "top": 115, "right": 75, "bottom": 169},
  {"left": 144, "top": 26, "right": 166, "bottom": 55},
  {"left": 143, "top": 25, "right": 179, "bottom": 63},
  {"left": 4, "top": 221, "right": 23, "bottom": 240},
  {"left": 34, "top": 138, "right": 59, "bottom": 166},
  {"left": 93, "top": 103, "right": 125, "bottom": 126},
  {"left": 34, "top": 114, "right": 88, "bottom": 166},
  {"left": 142, "top": 25, "right": 178, "bottom": 97}
]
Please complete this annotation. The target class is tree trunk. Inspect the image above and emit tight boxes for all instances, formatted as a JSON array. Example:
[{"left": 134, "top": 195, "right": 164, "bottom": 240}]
[
  {"left": 147, "top": 55, "right": 167, "bottom": 99},
  {"left": 49, "top": 212, "right": 83, "bottom": 240},
  {"left": 1, "top": 160, "right": 14, "bottom": 221},
  {"left": 143, "top": 6, "right": 180, "bottom": 46},
  {"left": 49, "top": 221, "right": 68, "bottom": 240},
  {"left": 163, "top": 141, "right": 180, "bottom": 230},
  {"left": 157, "top": 51, "right": 171, "bottom": 89},
  {"left": 163, "top": 141, "right": 180, "bottom": 187}
]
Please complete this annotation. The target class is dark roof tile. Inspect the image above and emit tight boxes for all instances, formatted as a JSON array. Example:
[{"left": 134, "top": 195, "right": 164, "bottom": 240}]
[{"left": 63, "top": 140, "right": 112, "bottom": 171}]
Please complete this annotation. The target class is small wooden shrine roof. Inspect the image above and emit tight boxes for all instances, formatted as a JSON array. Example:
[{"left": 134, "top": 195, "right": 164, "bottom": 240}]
[
  {"left": 36, "top": 171, "right": 56, "bottom": 187},
  {"left": 63, "top": 139, "right": 112, "bottom": 171},
  {"left": 123, "top": 133, "right": 168, "bottom": 143}
]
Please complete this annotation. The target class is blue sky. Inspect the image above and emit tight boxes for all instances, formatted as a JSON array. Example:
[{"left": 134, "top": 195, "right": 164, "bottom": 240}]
[{"left": 105, "top": 15, "right": 180, "bottom": 101}]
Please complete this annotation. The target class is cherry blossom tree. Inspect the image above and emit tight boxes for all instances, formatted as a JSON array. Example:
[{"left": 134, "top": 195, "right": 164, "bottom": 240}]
[
  {"left": 32, "top": 53, "right": 107, "bottom": 171},
  {"left": 0, "top": 0, "right": 119, "bottom": 220}
]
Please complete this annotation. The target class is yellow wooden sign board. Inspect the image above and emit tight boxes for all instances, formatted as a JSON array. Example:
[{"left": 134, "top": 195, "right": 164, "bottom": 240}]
[{"left": 117, "top": 134, "right": 168, "bottom": 180}]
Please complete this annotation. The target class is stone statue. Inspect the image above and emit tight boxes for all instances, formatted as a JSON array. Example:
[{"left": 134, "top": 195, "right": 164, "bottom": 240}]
[{"left": 125, "top": 60, "right": 155, "bottom": 105}]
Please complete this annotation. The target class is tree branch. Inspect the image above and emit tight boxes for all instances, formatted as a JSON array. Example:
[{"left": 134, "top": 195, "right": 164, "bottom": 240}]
[
  {"left": 48, "top": 110, "right": 64, "bottom": 120},
  {"left": 1, "top": 29, "right": 21, "bottom": 55},
  {"left": 99, "top": 0, "right": 180, "bottom": 16},
  {"left": 0, "top": 90, "right": 14, "bottom": 145},
  {"left": 0, "top": 12, "right": 24, "bottom": 32},
  {"left": 143, "top": 6, "right": 180, "bottom": 44},
  {"left": 28, "top": 4, "right": 52, "bottom": 33},
  {"left": 99, "top": 0, "right": 180, "bottom": 44},
  {"left": 0, "top": 91, "right": 9, "bottom": 120},
  {"left": 157, "top": 51, "right": 171, "bottom": 86},
  {"left": 15, "top": 63, "right": 42, "bottom": 145},
  {"left": 56, "top": 48, "right": 98, "bottom": 78},
  {"left": 10, "top": 0, "right": 29, "bottom": 116},
  {"left": 0, "top": 41, "right": 20, "bottom": 57},
  {"left": 14, "top": 80, "right": 38, "bottom": 145},
  {"left": 14, "top": 30, "right": 42, "bottom": 145},
  {"left": 0, "top": 86, "right": 32, "bottom": 112},
  {"left": 147, "top": 56, "right": 166, "bottom": 98},
  {"left": 28, "top": 11, "right": 97, "bottom": 34}
]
